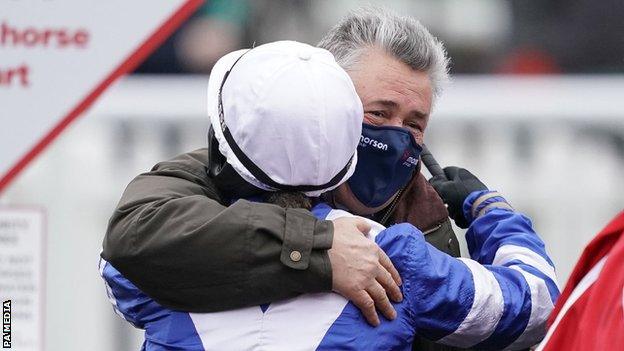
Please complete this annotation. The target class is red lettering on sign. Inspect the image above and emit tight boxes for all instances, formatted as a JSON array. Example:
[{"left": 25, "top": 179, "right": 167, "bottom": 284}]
[
  {"left": 0, "top": 22, "right": 89, "bottom": 49},
  {"left": 0, "top": 65, "right": 30, "bottom": 87}
]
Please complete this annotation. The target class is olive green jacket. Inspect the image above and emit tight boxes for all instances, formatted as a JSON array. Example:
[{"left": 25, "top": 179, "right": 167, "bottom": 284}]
[{"left": 102, "top": 148, "right": 460, "bottom": 314}]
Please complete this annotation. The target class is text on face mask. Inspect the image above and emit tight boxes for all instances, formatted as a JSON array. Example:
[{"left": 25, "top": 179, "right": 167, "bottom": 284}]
[{"left": 359, "top": 136, "right": 388, "bottom": 151}]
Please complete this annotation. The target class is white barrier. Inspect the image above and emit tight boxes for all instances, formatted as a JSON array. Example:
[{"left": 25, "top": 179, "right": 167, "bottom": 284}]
[
  {"left": 92, "top": 75, "right": 624, "bottom": 122},
  {"left": 3, "top": 75, "right": 624, "bottom": 350}
]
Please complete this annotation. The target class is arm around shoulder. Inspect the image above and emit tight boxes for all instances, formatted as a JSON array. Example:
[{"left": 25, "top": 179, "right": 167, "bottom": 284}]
[{"left": 102, "top": 149, "right": 334, "bottom": 312}]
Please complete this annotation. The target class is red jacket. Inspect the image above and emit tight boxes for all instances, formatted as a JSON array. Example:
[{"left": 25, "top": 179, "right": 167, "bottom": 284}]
[{"left": 538, "top": 211, "right": 624, "bottom": 350}]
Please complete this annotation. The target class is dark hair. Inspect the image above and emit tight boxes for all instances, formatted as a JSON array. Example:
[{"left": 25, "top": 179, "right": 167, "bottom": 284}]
[{"left": 264, "top": 191, "right": 312, "bottom": 210}]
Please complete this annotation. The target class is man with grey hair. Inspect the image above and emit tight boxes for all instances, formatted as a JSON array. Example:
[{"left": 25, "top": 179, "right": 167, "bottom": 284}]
[
  {"left": 102, "top": 6, "right": 558, "bottom": 350},
  {"left": 317, "top": 7, "right": 456, "bottom": 236},
  {"left": 317, "top": 8, "right": 558, "bottom": 350}
]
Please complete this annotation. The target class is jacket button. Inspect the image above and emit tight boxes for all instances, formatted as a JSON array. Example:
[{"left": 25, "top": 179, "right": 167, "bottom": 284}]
[{"left": 290, "top": 250, "right": 302, "bottom": 262}]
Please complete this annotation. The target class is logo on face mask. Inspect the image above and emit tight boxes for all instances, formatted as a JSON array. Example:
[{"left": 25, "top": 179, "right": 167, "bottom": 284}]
[
  {"left": 360, "top": 135, "right": 388, "bottom": 151},
  {"left": 403, "top": 156, "right": 418, "bottom": 167},
  {"left": 401, "top": 149, "right": 418, "bottom": 167}
]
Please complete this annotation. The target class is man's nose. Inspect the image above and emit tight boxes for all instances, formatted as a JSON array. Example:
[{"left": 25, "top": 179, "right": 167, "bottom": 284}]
[{"left": 383, "top": 117, "right": 404, "bottom": 128}]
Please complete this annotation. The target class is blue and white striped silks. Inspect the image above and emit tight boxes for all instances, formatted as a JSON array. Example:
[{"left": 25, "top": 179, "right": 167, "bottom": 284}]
[{"left": 100, "top": 191, "right": 559, "bottom": 350}]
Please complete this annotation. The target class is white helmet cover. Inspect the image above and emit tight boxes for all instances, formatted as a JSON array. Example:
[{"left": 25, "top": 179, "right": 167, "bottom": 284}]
[{"left": 207, "top": 41, "right": 363, "bottom": 197}]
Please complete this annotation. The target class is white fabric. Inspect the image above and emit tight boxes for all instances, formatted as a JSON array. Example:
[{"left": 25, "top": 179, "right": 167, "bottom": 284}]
[
  {"left": 262, "top": 293, "right": 349, "bottom": 350},
  {"left": 504, "top": 266, "right": 555, "bottom": 350},
  {"left": 489, "top": 244, "right": 559, "bottom": 350},
  {"left": 438, "top": 258, "right": 505, "bottom": 348},
  {"left": 493, "top": 245, "right": 559, "bottom": 289},
  {"left": 323, "top": 208, "right": 386, "bottom": 241},
  {"left": 189, "top": 306, "right": 264, "bottom": 351},
  {"left": 207, "top": 41, "right": 363, "bottom": 196},
  {"left": 189, "top": 285, "right": 349, "bottom": 351}
]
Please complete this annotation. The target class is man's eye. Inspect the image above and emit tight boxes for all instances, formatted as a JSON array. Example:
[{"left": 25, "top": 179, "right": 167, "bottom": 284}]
[
  {"left": 405, "top": 121, "right": 420, "bottom": 130},
  {"left": 368, "top": 111, "right": 385, "bottom": 118}
]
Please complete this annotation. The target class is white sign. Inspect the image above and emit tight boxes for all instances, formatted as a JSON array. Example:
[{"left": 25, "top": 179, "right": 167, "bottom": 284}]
[
  {"left": 0, "top": 207, "right": 45, "bottom": 350},
  {"left": 0, "top": 0, "right": 204, "bottom": 193}
]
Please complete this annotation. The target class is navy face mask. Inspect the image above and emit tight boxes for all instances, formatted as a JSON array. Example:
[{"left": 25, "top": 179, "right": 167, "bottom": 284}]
[{"left": 346, "top": 124, "right": 422, "bottom": 208}]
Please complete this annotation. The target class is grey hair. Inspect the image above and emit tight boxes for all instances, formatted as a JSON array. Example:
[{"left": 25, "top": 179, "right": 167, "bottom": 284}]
[{"left": 318, "top": 7, "right": 450, "bottom": 97}]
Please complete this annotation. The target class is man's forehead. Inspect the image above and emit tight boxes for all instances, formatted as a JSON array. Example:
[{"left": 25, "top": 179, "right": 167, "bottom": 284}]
[
  {"left": 376, "top": 75, "right": 431, "bottom": 100},
  {"left": 375, "top": 67, "right": 432, "bottom": 97},
  {"left": 360, "top": 74, "right": 432, "bottom": 116},
  {"left": 348, "top": 49, "right": 433, "bottom": 113}
]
